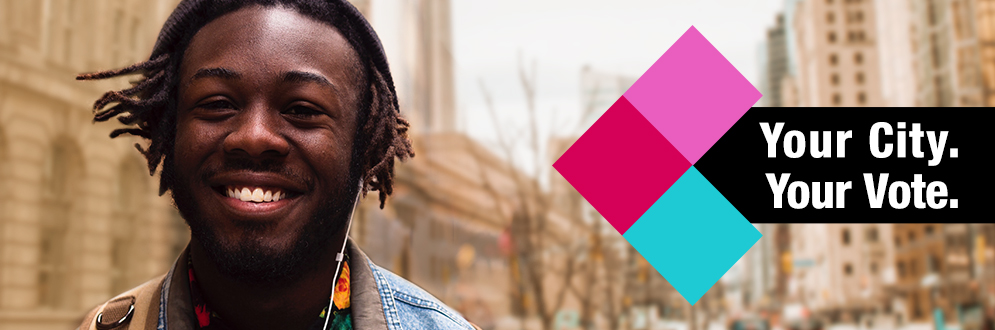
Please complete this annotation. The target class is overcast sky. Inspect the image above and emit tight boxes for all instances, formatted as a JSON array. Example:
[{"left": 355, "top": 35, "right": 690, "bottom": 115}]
[{"left": 451, "top": 0, "right": 785, "bottom": 174}]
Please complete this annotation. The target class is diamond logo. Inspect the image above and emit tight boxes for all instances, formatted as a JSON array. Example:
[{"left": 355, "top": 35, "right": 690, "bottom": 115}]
[{"left": 552, "top": 26, "right": 763, "bottom": 305}]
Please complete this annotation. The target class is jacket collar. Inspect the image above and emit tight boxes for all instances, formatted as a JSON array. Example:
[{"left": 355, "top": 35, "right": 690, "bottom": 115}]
[
  {"left": 345, "top": 239, "right": 389, "bottom": 330},
  {"left": 159, "top": 239, "right": 389, "bottom": 330}
]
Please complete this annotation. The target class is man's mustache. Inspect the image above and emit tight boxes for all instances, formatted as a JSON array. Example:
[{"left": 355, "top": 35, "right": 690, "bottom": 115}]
[{"left": 200, "top": 157, "right": 315, "bottom": 191}]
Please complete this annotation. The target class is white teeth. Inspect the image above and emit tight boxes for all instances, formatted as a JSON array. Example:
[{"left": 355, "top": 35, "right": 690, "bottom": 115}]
[
  {"left": 251, "top": 188, "right": 264, "bottom": 202},
  {"left": 226, "top": 186, "right": 286, "bottom": 203}
]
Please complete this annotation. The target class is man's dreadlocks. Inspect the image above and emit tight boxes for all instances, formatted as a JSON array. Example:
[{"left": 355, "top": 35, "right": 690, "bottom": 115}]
[{"left": 76, "top": 0, "right": 414, "bottom": 208}]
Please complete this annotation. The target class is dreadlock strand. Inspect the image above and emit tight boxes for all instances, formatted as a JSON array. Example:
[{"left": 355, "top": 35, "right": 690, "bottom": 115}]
[
  {"left": 393, "top": 117, "right": 413, "bottom": 159},
  {"left": 92, "top": 90, "right": 157, "bottom": 113},
  {"left": 365, "top": 145, "right": 394, "bottom": 179},
  {"left": 119, "top": 69, "right": 167, "bottom": 96},
  {"left": 93, "top": 106, "right": 126, "bottom": 122},
  {"left": 110, "top": 128, "right": 152, "bottom": 139},
  {"left": 117, "top": 113, "right": 142, "bottom": 125},
  {"left": 76, "top": 54, "right": 170, "bottom": 81}
]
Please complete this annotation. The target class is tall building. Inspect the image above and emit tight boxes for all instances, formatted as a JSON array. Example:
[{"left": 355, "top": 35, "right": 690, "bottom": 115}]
[
  {"left": 908, "top": 0, "right": 985, "bottom": 106},
  {"left": 874, "top": 0, "right": 919, "bottom": 106},
  {"left": 789, "top": 224, "right": 895, "bottom": 322},
  {"left": 767, "top": 14, "right": 791, "bottom": 107},
  {"left": 793, "top": 0, "right": 885, "bottom": 107},
  {"left": 366, "top": 0, "right": 456, "bottom": 134},
  {"left": 974, "top": 0, "right": 995, "bottom": 105}
]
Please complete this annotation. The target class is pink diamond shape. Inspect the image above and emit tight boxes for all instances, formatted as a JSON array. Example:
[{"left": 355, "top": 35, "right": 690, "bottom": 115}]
[
  {"left": 553, "top": 96, "right": 691, "bottom": 235},
  {"left": 623, "top": 26, "right": 762, "bottom": 164}
]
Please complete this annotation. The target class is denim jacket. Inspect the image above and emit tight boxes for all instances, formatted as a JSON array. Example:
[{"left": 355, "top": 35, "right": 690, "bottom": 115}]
[{"left": 77, "top": 239, "right": 478, "bottom": 330}]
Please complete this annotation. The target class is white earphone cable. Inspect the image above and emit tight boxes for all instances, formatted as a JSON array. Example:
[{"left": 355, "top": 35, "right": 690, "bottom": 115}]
[{"left": 322, "top": 180, "right": 363, "bottom": 330}]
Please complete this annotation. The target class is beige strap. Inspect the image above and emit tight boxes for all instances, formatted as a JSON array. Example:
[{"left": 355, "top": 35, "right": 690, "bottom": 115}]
[
  {"left": 79, "top": 275, "right": 166, "bottom": 330},
  {"left": 96, "top": 296, "right": 136, "bottom": 329}
]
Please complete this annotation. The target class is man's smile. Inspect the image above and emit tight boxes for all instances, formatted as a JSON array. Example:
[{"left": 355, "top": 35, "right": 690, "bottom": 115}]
[
  {"left": 206, "top": 171, "right": 310, "bottom": 218},
  {"left": 224, "top": 186, "right": 287, "bottom": 203}
]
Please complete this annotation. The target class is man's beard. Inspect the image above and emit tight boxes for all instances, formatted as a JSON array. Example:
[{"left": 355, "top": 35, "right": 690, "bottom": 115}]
[{"left": 170, "top": 157, "right": 357, "bottom": 284}]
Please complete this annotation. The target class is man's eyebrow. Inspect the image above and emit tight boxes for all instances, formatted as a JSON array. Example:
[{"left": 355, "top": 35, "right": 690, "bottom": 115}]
[
  {"left": 283, "top": 71, "right": 334, "bottom": 88},
  {"left": 191, "top": 67, "right": 241, "bottom": 81}
]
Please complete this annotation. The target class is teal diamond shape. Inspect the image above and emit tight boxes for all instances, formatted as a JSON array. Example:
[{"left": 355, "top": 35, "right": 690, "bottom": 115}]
[{"left": 622, "top": 166, "right": 761, "bottom": 305}]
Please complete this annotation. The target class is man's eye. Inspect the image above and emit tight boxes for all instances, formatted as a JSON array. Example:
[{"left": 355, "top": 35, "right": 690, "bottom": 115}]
[
  {"left": 283, "top": 105, "right": 323, "bottom": 117},
  {"left": 199, "top": 100, "right": 237, "bottom": 110}
]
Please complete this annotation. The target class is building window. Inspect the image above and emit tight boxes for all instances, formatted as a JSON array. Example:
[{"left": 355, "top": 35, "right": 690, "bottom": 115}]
[
  {"left": 848, "top": 30, "right": 867, "bottom": 42},
  {"left": 828, "top": 31, "right": 837, "bottom": 43},
  {"left": 831, "top": 73, "right": 841, "bottom": 85},
  {"left": 931, "top": 34, "right": 941, "bottom": 68},
  {"left": 855, "top": 52, "right": 864, "bottom": 64},
  {"left": 830, "top": 53, "right": 839, "bottom": 65},
  {"left": 849, "top": 11, "right": 864, "bottom": 23},
  {"left": 827, "top": 12, "right": 836, "bottom": 23},
  {"left": 856, "top": 72, "right": 865, "bottom": 84},
  {"left": 39, "top": 140, "right": 82, "bottom": 308},
  {"left": 908, "top": 231, "right": 916, "bottom": 242},
  {"left": 832, "top": 93, "right": 842, "bottom": 105},
  {"left": 844, "top": 263, "right": 854, "bottom": 275},
  {"left": 842, "top": 228, "right": 851, "bottom": 245},
  {"left": 895, "top": 236, "right": 901, "bottom": 247},
  {"left": 925, "top": 225, "right": 934, "bottom": 235},
  {"left": 927, "top": 254, "right": 942, "bottom": 272},
  {"left": 897, "top": 261, "right": 906, "bottom": 277},
  {"left": 858, "top": 92, "right": 867, "bottom": 104},
  {"left": 866, "top": 227, "right": 879, "bottom": 242},
  {"left": 870, "top": 262, "right": 878, "bottom": 274}
]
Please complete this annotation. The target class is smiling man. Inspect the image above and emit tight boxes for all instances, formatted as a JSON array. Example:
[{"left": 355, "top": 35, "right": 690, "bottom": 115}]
[{"left": 76, "top": 1, "right": 477, "bottom": 330}]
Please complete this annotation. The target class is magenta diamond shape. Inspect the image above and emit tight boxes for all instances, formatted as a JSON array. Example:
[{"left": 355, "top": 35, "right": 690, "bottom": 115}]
[
  {"left": 623, "top": 26, "right": 762, "bottom": 164},
  {"left": 552, "top": 97, "right": 690, "bottom": 235}
]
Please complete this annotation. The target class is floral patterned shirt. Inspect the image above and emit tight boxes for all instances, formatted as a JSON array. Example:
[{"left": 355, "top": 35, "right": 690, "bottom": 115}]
[{"left": 188, "top": 254, "right": 353, "bottom": 330}]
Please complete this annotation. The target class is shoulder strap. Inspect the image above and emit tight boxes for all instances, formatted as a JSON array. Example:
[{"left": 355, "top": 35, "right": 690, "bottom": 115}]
[{"left": 78, "top": 275, "right": 166, "bottom": 330}]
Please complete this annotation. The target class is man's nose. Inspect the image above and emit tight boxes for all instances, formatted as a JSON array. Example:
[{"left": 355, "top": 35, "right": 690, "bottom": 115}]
[{"left": 223, "top": 106, "right": 290, "bottom": 158}]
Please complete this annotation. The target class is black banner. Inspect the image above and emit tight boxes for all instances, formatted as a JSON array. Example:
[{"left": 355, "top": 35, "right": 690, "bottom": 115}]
[{"left": 693, "top": 107, "right": 990, "bottom": 223}]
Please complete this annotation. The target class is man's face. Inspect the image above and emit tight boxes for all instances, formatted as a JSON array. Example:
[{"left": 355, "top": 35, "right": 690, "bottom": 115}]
[{"left": 172, "top": 5, "right": 363, "bottom": 281}]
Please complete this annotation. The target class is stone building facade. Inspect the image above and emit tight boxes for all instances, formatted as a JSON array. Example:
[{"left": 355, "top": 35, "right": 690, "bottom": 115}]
[{"left": 0, "top": 1, "right": 186, "bottom": 329}]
